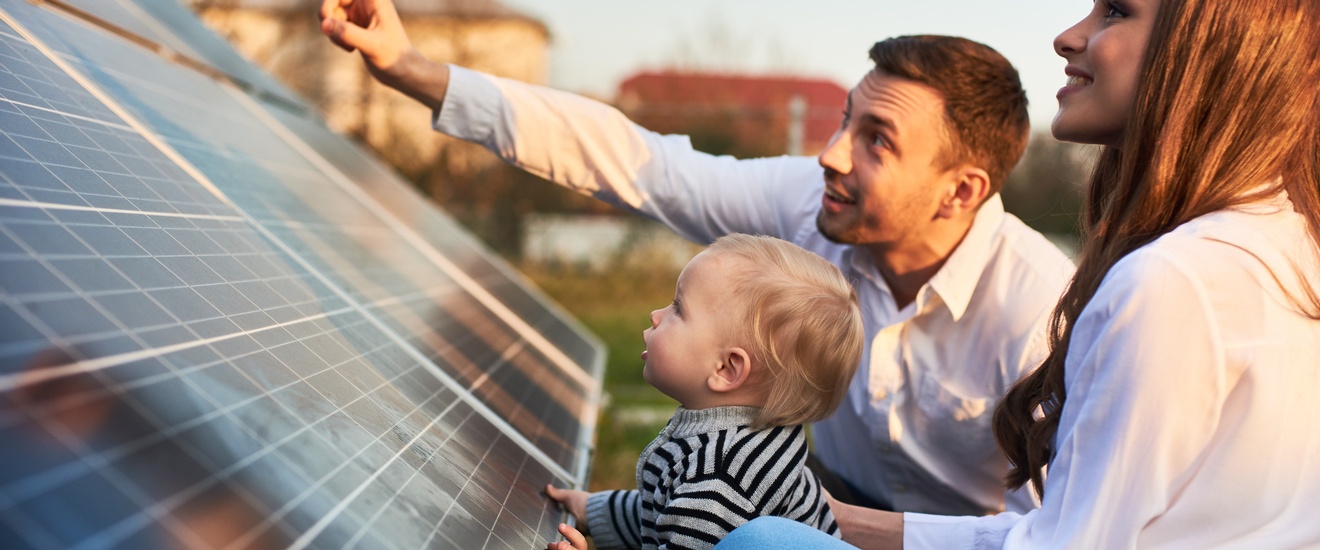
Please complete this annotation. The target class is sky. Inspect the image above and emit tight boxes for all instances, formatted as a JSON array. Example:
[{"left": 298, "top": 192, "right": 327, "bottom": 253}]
[{"left": 496, "top": 0, "right": 1088, "bottom": 131}]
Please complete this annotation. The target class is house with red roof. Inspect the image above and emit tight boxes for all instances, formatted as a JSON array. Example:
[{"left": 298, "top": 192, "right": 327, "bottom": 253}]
[{"left": 616, "top": 71, "right": 848, "bottom": 158}]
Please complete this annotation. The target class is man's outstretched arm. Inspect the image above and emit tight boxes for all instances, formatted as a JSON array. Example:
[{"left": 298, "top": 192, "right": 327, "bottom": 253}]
[
  {"left": 318, "top": 0, "right": 450, "bottom": 111},
  {"left": 318, "top": 0, "right": 820, "bottom": 245}
]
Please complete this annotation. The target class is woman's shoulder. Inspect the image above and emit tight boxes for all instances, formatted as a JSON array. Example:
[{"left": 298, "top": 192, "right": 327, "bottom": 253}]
[
  {"left": 1096, "top": 198, "right": 1317, "bottom": 332},
  {"left": 1117, "top": 198, "right": 1308, "bottom": 286}
]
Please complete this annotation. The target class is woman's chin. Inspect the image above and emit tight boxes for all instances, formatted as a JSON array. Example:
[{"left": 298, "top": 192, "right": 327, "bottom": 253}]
[{"left": 1051, "top": 108, "right": 1126, "bottom": 147}]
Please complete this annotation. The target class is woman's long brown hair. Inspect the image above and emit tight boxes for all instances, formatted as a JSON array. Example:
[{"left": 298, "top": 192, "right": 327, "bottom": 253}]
[{"left": 992, "top": 0, "right": 1320, "bottom": 497}]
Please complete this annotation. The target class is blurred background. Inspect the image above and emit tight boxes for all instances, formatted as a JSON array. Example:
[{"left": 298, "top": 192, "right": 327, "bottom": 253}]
[{"left": 187, "top": 0, "right": 1094, "bottom": 491}]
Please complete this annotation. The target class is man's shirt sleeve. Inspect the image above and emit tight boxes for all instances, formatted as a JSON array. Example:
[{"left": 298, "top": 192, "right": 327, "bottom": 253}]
[{"left": 433, "top": 65, "right": 824, "bottom": 245}]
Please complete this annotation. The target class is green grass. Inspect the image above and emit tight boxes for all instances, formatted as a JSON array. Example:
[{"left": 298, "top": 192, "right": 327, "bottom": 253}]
[{"left": 521, "top": 261, "right": 682, "bottom": 490}]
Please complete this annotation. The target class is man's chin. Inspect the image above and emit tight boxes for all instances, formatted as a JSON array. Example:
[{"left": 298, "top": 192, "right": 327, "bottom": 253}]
[{"left": 816, "top": 212, "right": 857, "bottom": 244}]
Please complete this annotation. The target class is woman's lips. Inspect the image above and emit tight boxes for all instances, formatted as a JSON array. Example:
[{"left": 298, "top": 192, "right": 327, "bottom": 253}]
[{"left": 1058, "top": 68, "right": 1093, "bottom": 99}]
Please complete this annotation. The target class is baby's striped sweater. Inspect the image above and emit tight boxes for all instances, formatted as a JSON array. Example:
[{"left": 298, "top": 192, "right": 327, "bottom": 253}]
[{"left": 585, "top": 406, "right": 838, "bottom": 549}]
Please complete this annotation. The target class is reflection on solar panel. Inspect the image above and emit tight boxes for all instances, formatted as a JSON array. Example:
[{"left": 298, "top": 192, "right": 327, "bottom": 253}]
[{"left": 0, "top": 1, "right": 604, "bottom": 548}]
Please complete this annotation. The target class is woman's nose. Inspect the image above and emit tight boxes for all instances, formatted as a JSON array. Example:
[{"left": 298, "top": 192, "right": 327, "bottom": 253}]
[{"left": 1054, "top": 20, "right": 1087, "bottom": 58}]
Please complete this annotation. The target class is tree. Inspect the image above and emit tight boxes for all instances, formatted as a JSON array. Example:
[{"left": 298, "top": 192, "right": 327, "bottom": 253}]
[{"left": 1001, "top": 132, "right": 1094, "bottom": 241}]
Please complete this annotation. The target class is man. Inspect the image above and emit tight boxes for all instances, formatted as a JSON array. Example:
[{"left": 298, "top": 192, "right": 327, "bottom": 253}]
[{"left": 319, "top": 0, "right": 1073, "bottom": 524}]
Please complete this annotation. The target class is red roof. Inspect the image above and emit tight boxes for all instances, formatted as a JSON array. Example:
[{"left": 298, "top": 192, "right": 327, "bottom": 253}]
[
  {"left": 616, "top": 71, "right": 848, "bottom": 156},
  {"left": 619, "top": 71, "right": 845, "bottom": 108}
]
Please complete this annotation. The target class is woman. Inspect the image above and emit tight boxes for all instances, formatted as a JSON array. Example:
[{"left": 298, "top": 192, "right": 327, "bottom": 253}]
[{"left": 717, "top": 0, "right": 1320, "bottom": 547}]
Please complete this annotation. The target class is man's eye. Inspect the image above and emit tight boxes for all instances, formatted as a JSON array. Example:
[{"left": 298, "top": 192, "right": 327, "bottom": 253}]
[{"left": 871, "top": 133, "right": 887, "bottom": 148}]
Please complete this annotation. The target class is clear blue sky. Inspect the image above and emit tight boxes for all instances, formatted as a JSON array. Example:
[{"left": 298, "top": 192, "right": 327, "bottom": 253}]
[{"left": 498, "top": 0, "right": 1087, "bottom": 131}]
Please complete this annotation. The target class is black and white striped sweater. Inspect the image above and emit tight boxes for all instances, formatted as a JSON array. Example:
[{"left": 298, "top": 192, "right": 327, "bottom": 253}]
[{"left": 585, "top": 406, "right": 839, "bottom": 549}]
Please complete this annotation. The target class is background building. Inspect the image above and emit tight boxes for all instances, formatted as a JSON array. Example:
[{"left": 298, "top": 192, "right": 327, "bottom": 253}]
[
  {"left": 617, "top": 71, "right": 847, "bottom": 158},
  {"left": 191, "top": 0, "right": 546, "bottom": 172}
]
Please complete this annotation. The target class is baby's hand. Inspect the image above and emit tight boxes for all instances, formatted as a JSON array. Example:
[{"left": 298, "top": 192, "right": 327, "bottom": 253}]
[
  {"left": 544, "top": 484, "right": 590, "bottom": 526},
  {"left": 546, "top": 523, "right": 588, "bottom": 550}
]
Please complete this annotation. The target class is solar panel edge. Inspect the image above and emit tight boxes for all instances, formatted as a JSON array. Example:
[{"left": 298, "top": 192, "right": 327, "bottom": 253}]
[{"left": 36, "top": 0, "right": 312, "bottom": 114}]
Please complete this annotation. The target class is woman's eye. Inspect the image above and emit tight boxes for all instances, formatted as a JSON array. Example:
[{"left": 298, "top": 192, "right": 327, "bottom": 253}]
[
  {"left": 671, "top": 299, "right": 681, "bottom": 316},
  {"left": 1104, "top": 2, "right": 1127, "bottom": 18}
]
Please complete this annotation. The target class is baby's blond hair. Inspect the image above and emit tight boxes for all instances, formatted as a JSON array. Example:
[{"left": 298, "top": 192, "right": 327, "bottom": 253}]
[{"left": 706, "top": 234, "right": 863, "bottom": 430}]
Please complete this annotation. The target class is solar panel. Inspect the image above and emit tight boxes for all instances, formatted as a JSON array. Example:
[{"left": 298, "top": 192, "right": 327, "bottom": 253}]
[
  {"left": 46, "top": 0, "right": 309, "bottom": 109},
  {"left": 0, "top": 1, "right": 604, "bottom": 548}
]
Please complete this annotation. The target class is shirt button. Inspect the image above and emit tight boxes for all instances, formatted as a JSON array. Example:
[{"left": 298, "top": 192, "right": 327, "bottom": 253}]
[
  {"left": 873, "top": 389, "right": 888, "bottom": 401},
  {"left": 879, "top": 445, "right": 892, "bottom": 454},
  {"left": 895, "top": 484, "right": 908, "bottom": 493}
]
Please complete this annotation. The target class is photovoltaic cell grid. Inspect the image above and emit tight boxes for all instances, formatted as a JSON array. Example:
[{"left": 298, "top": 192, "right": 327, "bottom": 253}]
[{"left": 0, "top": 1, "right": 603, "bottom": 549}]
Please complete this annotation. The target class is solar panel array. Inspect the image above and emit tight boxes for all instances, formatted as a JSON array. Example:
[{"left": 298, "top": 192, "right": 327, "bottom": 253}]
[{"left": 0, "top": 0, "right": 604, "bottom": 548}]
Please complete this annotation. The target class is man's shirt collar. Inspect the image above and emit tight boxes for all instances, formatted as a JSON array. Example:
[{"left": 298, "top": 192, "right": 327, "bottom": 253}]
[
  {"left": 845, "top": 194, "right": 1005, "bottom": 322},
  {"left": 924, "top": 194, "right": 1004, "bottom": 322}
]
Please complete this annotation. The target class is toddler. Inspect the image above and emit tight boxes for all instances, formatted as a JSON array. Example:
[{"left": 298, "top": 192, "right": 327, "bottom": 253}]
[{"left": 546, "top": 233, "right": 864, "bottom": 549}]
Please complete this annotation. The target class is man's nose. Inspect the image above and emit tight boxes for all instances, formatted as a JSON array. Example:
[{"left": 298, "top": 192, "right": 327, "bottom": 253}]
[{"left": 818, "top": 129, "right": 851, "bottom": 175}]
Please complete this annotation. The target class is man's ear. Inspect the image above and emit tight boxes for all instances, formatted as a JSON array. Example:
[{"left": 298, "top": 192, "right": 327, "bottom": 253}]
[
  {"left": 937, "top": 166, "right": 992, "bottom": 219},
  {"left": 708, "top": 347, "right": 753, "bottom": 393}
]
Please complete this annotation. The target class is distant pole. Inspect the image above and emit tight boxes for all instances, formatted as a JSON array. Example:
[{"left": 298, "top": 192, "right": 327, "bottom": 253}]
[{"left": 787, "top": 95, "right": 806, "bottom": 156}]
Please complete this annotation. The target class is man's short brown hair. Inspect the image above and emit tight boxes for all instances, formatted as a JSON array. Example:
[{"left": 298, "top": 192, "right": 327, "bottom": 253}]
[{"left": 870, "top": 35, "right": 1030, "bottom": 194}]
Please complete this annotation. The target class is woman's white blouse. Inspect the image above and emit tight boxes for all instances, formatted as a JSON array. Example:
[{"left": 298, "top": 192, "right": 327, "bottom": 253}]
[{"left": 904, "top": 194, "right": 1320, "bottom": 549}]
